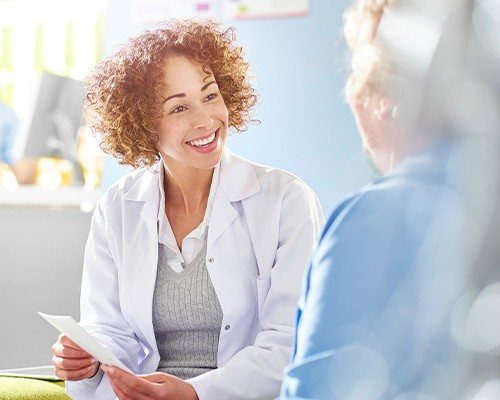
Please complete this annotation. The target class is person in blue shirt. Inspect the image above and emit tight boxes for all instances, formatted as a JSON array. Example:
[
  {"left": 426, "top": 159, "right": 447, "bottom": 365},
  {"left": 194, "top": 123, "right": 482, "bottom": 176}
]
[
  {"left": 0, "top": 102, "right": 18, "bottom": 164},
  {"left": 280, "top": 1, "right": 477, "bottom": 398}
]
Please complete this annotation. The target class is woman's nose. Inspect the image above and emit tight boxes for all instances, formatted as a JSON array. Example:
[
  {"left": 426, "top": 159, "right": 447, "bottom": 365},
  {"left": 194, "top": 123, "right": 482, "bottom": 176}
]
[{"left": 192, "top": 105, "right": 213, "bottom": 130}]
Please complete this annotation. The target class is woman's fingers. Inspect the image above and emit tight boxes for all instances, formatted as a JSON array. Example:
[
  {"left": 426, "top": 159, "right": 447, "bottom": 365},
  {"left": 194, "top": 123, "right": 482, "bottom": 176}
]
[
  {"left": 52, "top": 354, "right": 95, "bottom": 371},
  {"left": 51, "top": 333, "right": 99, "bottom": 381},
  {"left": 51, "top": 341, "right": 90, "bottom": 358},
  {"left": 52, "top": 334, "right": 90, "bottom": 358},
  {"left": 58, "top": 334, "right": 88, "bottom": 352},
  {"left": 110, "top": 380, "right": 152, "bottom": 400},
  {"left": 140, "top": 372, "right": 170, "bottom": 383},
  {"left": 54, "top": 362, "right": 99, "bottom": 381},
  {"left": 103, "top": 366, "right": 161, "bottom": 399}
]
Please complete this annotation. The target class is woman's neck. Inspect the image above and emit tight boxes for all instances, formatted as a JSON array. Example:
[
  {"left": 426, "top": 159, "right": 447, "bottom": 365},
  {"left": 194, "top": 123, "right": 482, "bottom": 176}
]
[{"left": 162, "top": 162, "right": 214, "bottom": 214}]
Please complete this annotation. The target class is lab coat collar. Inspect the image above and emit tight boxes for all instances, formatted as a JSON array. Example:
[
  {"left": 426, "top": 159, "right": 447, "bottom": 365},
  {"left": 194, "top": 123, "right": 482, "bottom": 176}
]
[
  {"left": 219, "top": 149, "right": 260, "bottom": 202},
  {"left": 122, "top": 149, "right": 260, "bottom": 203},
  {"left": 208, "top": 149, "right": 260, "bottom": 247},
  {"left": 123, "top": 165, "right": 160, "bottom": 202}
]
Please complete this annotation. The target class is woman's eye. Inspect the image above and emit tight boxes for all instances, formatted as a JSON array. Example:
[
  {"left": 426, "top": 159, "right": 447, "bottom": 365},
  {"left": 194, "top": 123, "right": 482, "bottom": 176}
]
[
  {"left": 204, "top": 93, "right": 218, "bottom": 101},
  {"left": 171, "top": 105, "right": 187, "bottom": 114}
]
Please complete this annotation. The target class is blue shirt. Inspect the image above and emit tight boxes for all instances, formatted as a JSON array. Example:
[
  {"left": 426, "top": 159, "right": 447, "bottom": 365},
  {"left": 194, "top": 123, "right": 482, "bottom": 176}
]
[
  {"left": 0, "top": 103, "right": 18, "bottom": 164},
  {"left": 281, "top": 141, "right": 469, "bottom": 399}
]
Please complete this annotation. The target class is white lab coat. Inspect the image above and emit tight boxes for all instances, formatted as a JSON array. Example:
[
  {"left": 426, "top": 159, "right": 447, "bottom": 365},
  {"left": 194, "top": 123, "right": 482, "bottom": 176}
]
[{"left": 67, "top": 150, "right": 323, "bottom": 400}]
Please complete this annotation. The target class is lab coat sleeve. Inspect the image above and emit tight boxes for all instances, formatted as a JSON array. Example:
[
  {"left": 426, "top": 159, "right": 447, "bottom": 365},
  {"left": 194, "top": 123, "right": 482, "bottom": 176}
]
[
  {"left": 66, "top": 199, "right": 142, "bottom": 398},
  {"left": 188, "top": 183, "right": 324, "bottom": 400}
]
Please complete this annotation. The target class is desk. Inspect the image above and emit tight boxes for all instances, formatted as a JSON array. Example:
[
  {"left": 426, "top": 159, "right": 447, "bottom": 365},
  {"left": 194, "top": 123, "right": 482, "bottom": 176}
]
[
  {"left": 0, "top": 185, "right": 100, "bottom": 208},
  {"left": 0, "top": 187, "right": 98, "bottom": 369}
]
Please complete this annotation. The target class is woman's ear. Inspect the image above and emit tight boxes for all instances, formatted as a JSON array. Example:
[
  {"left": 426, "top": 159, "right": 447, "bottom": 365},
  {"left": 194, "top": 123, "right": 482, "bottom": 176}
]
[{"left": 376, "top": 97, "right": 398, "bottom": 121}]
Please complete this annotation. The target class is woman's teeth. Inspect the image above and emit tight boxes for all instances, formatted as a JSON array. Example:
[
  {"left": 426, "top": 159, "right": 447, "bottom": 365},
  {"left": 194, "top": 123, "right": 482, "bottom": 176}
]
[{"left": 188, "top": 131, "right": 216, "bottom": 147}]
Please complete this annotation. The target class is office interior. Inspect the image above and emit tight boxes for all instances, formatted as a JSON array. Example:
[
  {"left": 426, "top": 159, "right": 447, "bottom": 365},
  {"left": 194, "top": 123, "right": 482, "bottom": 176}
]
[
  {"left": 0, "top": 0, "right": 499, "bottom": 395},
  {"left": 1, "top": 0, "right": 372, "bottom": 371}
]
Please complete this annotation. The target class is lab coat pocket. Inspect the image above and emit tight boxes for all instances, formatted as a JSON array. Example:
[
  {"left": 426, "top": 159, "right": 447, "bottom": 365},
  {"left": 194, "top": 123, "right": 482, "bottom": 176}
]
[{"left": 251, "top": 274, "right": 271, "bottom": 335}]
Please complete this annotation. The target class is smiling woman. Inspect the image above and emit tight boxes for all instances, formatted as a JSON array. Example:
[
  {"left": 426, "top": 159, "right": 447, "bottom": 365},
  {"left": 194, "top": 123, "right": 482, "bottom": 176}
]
[
  {"left": 84, "top": 19, "right": 256, "bottom": 169},
  {"left": 156, "top": 56, "right": 229, "bottom": 172},
  {"left": 50, "top": 19, "right": 324, "bottom": 400}
]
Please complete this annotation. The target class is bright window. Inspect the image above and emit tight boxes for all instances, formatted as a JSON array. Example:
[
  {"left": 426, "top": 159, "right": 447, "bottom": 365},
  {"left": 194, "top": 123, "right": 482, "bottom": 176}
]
[{"left": 0, "top": 0, "right": 106, "bottom": 117}]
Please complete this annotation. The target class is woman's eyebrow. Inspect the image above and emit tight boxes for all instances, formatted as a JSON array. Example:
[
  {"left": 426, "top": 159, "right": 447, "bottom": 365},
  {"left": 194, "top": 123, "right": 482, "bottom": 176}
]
[
  {"left": 165, "top": 81, "right": 216, "bottom": 102},
  {"left": 165, "top": 93, "right": 185, "bottom": 102},
  {"left": 201, "top": 81, "right": 216, "bottom": 91}
]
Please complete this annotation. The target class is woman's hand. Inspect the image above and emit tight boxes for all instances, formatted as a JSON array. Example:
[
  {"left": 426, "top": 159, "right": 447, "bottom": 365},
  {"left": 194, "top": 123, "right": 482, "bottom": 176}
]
[
  {"left": 51, "top": 333, "right": 100, "bottom": 380},
  {"left": 102, "top": 365, "right": 199, "bottom": 400}
]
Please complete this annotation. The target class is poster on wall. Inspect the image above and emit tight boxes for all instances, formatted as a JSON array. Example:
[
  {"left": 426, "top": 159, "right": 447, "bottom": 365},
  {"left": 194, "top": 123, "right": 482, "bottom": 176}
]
[
  {"left": 131, "top": 0, "right": 216, "bottom": 25},
  {"left": 223, "top": 0, "right": 309, "bottom": 19}
]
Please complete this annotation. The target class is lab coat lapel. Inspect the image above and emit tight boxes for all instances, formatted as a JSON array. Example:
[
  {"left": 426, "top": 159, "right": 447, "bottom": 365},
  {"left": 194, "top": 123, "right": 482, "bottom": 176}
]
[
  {"left": 208, "top": 188, "right": 238, "bottom": 247},
  {"left": 123, "top": 168, "right": 159, "bottom": 245},
  {"left": 123, "top": 168, "right": 160, "bottom": 352},
  {"left": 208, "top": 150, "right": 260, "bottom": 247}
]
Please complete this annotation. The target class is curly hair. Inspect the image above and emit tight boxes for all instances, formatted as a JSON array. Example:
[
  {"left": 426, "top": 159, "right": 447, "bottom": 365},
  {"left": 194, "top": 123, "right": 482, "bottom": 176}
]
[
  {"left": 343, "top": 0, "right": 397, "bottom": 101},
  {"left": 84, "top": 19, "right": 258, "bottom": 168}
]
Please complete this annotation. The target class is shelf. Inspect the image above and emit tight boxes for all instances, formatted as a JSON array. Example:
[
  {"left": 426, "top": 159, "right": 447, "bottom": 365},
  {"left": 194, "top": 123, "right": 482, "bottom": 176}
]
[{"left": 0, "top": 185, "right": 101, "bottom": 209}]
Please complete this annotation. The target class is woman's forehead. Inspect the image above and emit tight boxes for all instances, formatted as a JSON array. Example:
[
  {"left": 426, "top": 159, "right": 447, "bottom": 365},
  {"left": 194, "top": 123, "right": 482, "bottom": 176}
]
[
  {"left": 161, "top": 56, "right": 215, "bottom": 92},
  {"left": 163, "top": 55, "right": 213, "bottom": 77}
]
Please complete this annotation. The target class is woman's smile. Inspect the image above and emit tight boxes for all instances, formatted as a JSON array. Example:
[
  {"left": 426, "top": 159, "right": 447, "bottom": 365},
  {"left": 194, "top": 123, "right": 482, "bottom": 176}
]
[{"left": 185, "top": 128, "right": 220, "bottom": 154}]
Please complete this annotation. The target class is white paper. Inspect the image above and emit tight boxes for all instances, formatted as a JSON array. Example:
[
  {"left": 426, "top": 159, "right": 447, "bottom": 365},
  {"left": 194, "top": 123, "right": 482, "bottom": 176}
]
[
  {"left": 223, "top": 0, "right": 309, "bottom": 19},
  {"left": 38, "top": 312, "right": 133, "bottom": 374}
]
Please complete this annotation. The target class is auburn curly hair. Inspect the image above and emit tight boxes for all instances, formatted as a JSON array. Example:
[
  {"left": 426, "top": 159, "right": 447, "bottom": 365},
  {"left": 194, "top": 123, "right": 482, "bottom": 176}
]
[{"left": 84, "top": 19, "right": 258, "bottom": 168}]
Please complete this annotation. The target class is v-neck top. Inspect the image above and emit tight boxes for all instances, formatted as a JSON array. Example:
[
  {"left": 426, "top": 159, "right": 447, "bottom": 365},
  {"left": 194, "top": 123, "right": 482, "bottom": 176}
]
[
  {"left": 157, "top": 163, "right": 220, "bottom": 272},
  {"left": 152, "top": 237, "right": 223, "bottom": 379}
]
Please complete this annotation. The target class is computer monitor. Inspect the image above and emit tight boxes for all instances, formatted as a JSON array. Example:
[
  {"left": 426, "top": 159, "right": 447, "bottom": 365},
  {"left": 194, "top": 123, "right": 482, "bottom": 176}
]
[{"left": 13, "top": 72, "right": 86, "bottom": 183}]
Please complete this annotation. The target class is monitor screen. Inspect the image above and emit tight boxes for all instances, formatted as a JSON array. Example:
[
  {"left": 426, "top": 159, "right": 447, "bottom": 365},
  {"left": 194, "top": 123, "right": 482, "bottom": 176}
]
[
  {"left": 12, "top": 72, "right": 86, "bottom": 184},
  {"left": 14, "top": 72, "right": 85, "bottom": 158}
]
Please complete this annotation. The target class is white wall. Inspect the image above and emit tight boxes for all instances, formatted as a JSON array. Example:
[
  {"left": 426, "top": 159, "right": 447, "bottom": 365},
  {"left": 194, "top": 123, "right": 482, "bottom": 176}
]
[{"left": 0, "top": 206, "right": 91, "bottom": 369}]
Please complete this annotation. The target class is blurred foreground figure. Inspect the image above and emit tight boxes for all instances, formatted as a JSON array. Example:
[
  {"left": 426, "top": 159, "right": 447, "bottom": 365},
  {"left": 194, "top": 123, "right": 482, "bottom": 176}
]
[{"left": 281, "top": 0, "right": 500, "bottom": 398}]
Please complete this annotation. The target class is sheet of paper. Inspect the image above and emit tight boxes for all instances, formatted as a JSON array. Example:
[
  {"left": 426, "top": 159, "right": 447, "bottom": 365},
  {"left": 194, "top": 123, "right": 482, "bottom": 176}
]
[{"left": 38, "top": 312, "right": 133, "bottom": 374}]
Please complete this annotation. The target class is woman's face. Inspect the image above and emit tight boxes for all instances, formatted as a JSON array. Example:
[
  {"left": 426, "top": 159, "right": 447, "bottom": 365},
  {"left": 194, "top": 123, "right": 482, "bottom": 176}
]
[{"left": 156, "top": 55, "right": 229, "bottom": 172}]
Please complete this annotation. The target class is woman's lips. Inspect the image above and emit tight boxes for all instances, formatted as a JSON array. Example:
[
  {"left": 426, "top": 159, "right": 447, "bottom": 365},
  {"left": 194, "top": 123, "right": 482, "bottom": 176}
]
[{"left": 186, "top": 128, "right": 220, "bottom": 154}]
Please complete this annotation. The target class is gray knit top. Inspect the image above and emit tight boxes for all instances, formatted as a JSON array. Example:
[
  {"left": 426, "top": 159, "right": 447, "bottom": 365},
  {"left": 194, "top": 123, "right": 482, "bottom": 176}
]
[{"left": 152, "top": 240, "right": 223, "bottom": 380}]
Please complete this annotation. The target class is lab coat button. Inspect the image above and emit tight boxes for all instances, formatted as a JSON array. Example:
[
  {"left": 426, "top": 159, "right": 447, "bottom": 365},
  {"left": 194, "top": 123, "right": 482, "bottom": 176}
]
[
  {"left": 208, "top": 257, "right": 214, "bottom": 263},
  {"left": 224, "top": 324, "right": 230, "bottom": 331}
]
